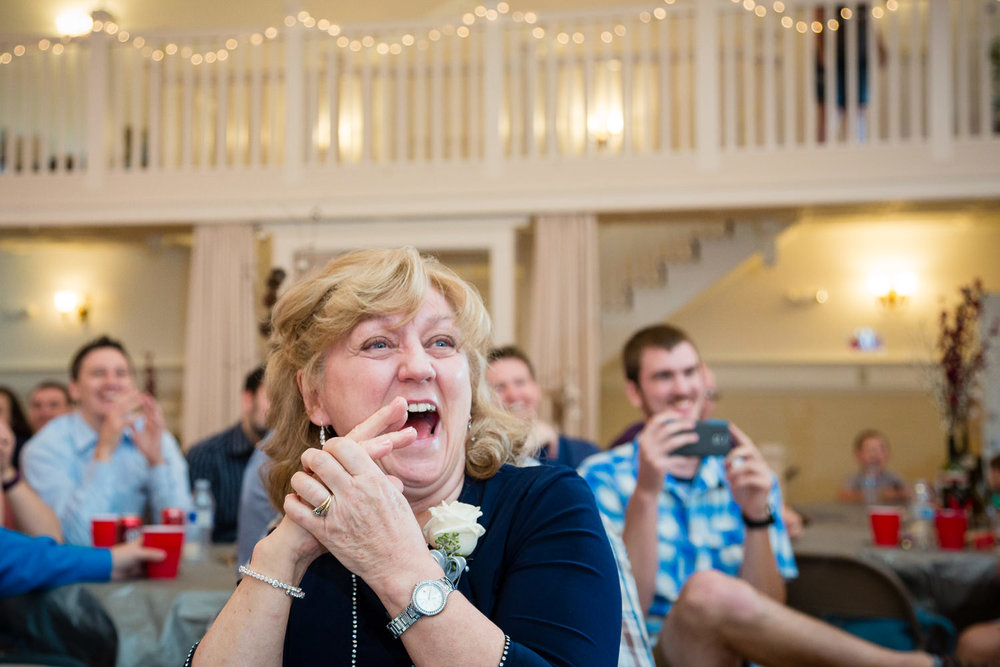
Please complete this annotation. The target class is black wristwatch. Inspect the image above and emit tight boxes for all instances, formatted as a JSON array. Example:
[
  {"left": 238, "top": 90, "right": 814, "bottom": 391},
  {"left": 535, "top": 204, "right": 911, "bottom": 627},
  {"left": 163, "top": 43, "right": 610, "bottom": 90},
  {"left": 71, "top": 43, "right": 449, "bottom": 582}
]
[
  {"left": 1, "top": 470, "right": 20, "bottom": 492},
  {"left": 742, "top": 507, "right": 776, "bottom": 529}
]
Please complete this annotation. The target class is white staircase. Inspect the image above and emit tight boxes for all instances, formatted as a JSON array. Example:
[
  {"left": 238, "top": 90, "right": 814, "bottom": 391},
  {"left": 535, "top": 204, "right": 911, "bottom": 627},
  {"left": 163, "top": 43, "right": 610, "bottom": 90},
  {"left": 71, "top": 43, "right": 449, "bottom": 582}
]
[{"left": 599, "top": 217, "right": 790, "bottom": 362}]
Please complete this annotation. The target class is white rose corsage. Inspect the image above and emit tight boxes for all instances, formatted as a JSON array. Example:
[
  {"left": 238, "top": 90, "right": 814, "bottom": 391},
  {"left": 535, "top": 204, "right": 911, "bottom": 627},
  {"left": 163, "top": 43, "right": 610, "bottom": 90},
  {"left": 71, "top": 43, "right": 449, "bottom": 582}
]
[{"left": 422, "top": 500, "right": 486, "bottom": 586}]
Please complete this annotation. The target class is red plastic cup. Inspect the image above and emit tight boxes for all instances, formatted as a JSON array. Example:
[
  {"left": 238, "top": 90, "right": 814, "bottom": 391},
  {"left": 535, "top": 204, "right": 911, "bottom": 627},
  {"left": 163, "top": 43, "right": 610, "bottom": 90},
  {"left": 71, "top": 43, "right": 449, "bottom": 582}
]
[
  {"left": 161, "top": 507, "right": 186, "bottom": 526},
  {"left": 120, "top": 515, "right": 143, "bottom": 543},
  {"left": 868, "top": 506, "right": 902, "bottom": 547},
  {"left": 935, "top": 509, "right": 968, "bottom": 550},
  {"left": 92, "top": 514, "right": 120, "bottom": 547},
  {"left": 972, "top": 531, "right": 996, "bottom": 550},
  {"left": 141, "top": 525, "right": 185, "bottom": 578}
]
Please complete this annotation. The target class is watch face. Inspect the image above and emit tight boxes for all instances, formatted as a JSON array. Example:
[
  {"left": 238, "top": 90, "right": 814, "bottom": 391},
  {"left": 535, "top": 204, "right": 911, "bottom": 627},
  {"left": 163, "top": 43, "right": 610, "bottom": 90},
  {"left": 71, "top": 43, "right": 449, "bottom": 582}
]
[{"left": 413, "top": 581, "right": 447, "bottom": 615}]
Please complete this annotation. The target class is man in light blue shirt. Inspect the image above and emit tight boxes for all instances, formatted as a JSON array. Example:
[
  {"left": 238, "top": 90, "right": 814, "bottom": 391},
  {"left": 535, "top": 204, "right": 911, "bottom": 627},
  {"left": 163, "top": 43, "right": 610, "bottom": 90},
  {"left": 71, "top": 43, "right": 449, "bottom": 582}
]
[
  {"left": 22, "top": 336, "right": 192, "bottom": 546},
  {"left": 578, "top": 324, "right": 797, "bottom": 663}
]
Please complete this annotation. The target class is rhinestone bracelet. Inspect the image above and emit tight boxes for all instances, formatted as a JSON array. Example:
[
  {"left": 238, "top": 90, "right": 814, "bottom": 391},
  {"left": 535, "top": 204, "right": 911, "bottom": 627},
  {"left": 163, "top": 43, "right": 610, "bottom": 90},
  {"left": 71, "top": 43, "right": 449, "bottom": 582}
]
[
  {"left": 238, "top": 564, "right": 305, "bottom": 599},
  {"left": 183, "top": 640, "right": 199, "bottom": 667},
  {"left": 498, "top": 634, "right": 510, "bottom": 667}
]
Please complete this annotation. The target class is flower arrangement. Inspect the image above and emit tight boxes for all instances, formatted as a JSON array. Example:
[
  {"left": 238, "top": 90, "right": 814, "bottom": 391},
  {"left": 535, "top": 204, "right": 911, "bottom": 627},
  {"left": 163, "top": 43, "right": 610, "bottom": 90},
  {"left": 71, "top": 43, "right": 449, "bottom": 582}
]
[
  {"left": 423, "top": 500, "right": 486, "bottom": 586},
  {"left": 930, "top": 278, "right": 999, "bottom": 461}
]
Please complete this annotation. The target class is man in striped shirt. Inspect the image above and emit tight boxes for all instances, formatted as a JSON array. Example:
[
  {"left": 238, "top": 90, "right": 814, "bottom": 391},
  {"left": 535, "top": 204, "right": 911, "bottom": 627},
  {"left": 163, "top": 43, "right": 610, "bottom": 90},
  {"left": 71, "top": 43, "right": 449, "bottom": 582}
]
[{"left": 186, "top": 365, "right": 268, "bottom": 543}]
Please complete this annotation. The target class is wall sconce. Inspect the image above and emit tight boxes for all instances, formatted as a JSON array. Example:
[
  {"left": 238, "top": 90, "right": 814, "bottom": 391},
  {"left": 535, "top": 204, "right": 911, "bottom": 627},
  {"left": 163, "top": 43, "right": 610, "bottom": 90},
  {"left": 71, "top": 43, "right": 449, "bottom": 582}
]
[
  {"left": 867, "top": 272, "right": 917, "bottom": 310},
  {"left": 54, "top": 290, "right": 90, "bottom": 324}
]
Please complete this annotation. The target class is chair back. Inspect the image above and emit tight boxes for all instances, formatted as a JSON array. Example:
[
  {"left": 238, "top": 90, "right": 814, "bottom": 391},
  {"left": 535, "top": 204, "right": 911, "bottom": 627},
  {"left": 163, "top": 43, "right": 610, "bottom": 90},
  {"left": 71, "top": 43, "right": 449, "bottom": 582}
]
[{"left": 786, "top": 553, "right": 923, "bottom": 649}]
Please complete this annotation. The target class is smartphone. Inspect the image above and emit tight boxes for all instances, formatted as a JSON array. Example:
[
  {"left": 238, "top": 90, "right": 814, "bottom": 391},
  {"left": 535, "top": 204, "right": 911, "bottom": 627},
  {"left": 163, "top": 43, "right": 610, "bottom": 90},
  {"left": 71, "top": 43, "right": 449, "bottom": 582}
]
[{"left": 671, "top": 419, "right": 732, "bottom": 457}]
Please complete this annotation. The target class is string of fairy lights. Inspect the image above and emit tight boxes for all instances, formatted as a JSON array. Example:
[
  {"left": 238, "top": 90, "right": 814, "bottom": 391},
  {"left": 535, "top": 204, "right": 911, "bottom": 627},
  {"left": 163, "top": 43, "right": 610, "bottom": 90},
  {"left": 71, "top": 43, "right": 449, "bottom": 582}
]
[{"left": 0, "top": 0, "right": 903, "bottom": 67}]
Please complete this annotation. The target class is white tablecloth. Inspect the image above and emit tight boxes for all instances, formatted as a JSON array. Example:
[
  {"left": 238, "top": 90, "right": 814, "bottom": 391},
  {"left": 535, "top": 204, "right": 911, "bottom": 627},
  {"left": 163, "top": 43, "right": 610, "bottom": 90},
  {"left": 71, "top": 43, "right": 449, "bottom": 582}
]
[{"left": 82, "top": 544, "right": 237, "bottom": 667}]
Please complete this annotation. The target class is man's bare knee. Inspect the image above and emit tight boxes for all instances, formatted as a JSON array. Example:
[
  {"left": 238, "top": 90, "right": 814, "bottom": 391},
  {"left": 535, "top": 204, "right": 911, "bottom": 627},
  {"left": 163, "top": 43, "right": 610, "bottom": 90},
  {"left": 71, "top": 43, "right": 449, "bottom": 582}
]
[{"left": 672, "top": 570, "right": 764, "bottom": 630}]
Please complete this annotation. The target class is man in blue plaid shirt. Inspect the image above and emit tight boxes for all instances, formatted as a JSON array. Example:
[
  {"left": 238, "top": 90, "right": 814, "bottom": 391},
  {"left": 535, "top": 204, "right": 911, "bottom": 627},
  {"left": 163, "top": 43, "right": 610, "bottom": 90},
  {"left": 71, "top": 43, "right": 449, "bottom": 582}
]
[{"left": 578, "top": 324, "right": 797, "bottom": 663}]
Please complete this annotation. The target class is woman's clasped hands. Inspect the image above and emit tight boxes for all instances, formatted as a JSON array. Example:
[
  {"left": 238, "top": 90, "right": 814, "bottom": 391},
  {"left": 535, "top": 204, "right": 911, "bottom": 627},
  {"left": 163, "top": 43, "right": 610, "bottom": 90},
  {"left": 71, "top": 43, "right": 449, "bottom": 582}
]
[{"left": 276, "top": 397, "right": 434, "bottom": 588}]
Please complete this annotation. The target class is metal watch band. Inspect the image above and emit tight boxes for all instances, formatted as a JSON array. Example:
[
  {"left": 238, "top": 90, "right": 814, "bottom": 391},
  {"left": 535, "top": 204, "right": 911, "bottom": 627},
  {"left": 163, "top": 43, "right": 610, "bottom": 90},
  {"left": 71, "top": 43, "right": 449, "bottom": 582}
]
[
  {"left": 387, "top": 605, "right": 423, "bottom": 638},
  {"left": 387, "top": 577, "right": 455, "bottom": 638}
]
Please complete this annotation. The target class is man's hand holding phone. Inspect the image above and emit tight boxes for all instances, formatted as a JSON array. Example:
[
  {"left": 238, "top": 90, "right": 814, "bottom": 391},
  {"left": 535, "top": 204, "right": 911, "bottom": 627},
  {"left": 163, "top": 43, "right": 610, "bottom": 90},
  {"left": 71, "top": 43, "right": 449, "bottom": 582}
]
[
  {"left": 724, "top": 423, "right": 773, "bottom": 521},
  {"left": 635, "top": 414, "right": 701, "bottom": 491}
]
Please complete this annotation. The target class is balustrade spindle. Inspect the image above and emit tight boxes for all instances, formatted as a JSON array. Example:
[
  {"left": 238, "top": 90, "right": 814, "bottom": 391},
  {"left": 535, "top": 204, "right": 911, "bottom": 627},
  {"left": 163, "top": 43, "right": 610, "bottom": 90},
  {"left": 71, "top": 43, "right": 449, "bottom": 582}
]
[
  {"left": 429, "top": 36, "right": 442, "bottom": 162},
  {"left": 905, "top": 5, "right": 921, "bottom": 142},
  {"left": 449, "top": 30, "right": 461, "bottom": 161},
  {"left": 507, "top": 25, "right": 521, "bottom": 157},
  {"left": 394, "top": 40, "right": 407, "bottom": 162},
  {"left": 268, "top": 36, "right": 279, "bottom": 165},
  {"left": 658, "top": 16, "right": 671, "bottom": 153},
  {"left": 330, "top": 43, "right": 342, "bottom": 164},
  {"left": 180, "top": 51, "right": 193, "bottom": 168},
  {"left": 248, "top": 39, "right": 262, "bottom": 167},
  {"left": 582, "top": 21, "right": 594, "bottom": 156},
  {"left": 414, "top": 36, "right": 426, "bottom": 162},
  {"left": 129, "top": 46, "right": 142, "bottom": 169},
  {"left": 376, "top": 34, "right": 389, "bottom": 164},
  {"left": 955, "top": 0, "right": 971, "bottom": 139},
  {"left": 544, "top": 21, "right": 558, "bottom": 157},
  {"left": 524, "top": 33, "right": 537, "bottom": 158},
  {"left": 164, "top": 46, "right": 177, "bottom": 168},
  {"left": 303, "top": 33, "right": 317, "bottom": 166},
  {"left": 781, "top": 17, "right": 795, "bottom": 147},
  {"left": 976, "top": 6, "right": 990, "bottom": 138},
  {"left": 886, "top": 6, "right": 902, "bottom": 143},
  {"left": 199, "top": 40, "right": 211, "bottom": 167},
  {"left": 762, "top": 10, "right": 777, "bottom": 149},
  {"left": 471, "top": 24, "right": 484, "bottom": 161},
  {"left": 148, "top": 53, "right": 161, "bottom": 169},
  {"left": 359, "top": 44, "right": 372, "bottom": 163}
]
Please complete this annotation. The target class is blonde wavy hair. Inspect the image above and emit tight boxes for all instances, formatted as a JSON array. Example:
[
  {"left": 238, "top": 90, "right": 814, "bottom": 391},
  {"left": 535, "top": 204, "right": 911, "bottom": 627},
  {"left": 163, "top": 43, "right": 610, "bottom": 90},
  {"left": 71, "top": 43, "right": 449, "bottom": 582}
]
[{"left": 263, "top": 246, "right": 529, "bottom": 510}]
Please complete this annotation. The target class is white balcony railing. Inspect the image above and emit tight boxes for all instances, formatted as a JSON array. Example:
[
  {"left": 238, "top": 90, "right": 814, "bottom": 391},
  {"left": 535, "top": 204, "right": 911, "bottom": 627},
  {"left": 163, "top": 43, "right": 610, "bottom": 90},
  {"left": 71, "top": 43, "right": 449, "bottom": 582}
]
[{"left": 0, "top": 1, "right": 998, "bottom": 208}]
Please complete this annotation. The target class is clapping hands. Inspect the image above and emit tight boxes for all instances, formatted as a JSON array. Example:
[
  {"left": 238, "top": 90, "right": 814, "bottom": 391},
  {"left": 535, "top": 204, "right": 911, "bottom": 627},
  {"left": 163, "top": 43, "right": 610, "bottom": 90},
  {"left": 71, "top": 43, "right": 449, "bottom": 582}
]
[{"left": 95, "top": 390, "right": 166, "bottom": 466}]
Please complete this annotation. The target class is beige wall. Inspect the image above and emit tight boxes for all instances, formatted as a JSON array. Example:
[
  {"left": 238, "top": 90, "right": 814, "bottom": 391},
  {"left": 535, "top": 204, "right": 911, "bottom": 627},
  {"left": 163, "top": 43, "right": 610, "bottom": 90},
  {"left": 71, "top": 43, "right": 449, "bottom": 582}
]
[
  {"left": 709, "top": 390, "right": 943, "bottom": 505},
  {"left": 0, "top": 231, "right": 191, "bottom": 433}
]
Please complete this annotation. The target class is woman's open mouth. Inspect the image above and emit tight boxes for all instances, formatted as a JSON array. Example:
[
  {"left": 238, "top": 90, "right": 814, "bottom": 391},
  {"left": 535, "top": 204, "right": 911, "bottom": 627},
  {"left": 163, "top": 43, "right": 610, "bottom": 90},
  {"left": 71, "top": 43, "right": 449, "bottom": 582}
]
[{"left": 405, "top": 402, "right": 440, "bottom": 440}]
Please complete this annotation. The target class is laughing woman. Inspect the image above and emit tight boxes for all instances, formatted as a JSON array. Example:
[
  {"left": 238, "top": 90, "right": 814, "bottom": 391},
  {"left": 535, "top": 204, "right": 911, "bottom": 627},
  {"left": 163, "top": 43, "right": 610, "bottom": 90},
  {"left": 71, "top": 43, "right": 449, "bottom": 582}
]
[{"left": 192, "top": 247, "right": 621, "bottom": 666}]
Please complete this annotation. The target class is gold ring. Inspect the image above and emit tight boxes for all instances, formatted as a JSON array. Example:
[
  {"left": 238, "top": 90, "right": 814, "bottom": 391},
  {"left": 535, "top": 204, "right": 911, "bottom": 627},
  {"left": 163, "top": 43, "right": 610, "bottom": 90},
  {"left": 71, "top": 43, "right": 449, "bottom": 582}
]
[{"left": 312, "top": 493, "right": 334, "bottom": 517}]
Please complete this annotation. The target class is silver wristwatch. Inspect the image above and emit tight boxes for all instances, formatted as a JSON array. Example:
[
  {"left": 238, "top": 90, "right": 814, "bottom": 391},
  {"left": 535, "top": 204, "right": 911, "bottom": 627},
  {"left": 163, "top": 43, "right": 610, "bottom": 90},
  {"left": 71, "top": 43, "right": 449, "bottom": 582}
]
[{"left": 387, "top": 577, "right": 455, "bottom": 638}]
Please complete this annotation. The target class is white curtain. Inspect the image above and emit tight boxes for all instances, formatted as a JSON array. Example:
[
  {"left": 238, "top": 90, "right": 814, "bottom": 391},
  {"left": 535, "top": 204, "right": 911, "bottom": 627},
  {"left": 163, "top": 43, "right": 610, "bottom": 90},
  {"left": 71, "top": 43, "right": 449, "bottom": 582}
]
[
  {"left": 181, "top": 224, "right": 259, "bottom": 448},
  {"left": 528, "top": 214, "right": 600, "bottom": 442}
]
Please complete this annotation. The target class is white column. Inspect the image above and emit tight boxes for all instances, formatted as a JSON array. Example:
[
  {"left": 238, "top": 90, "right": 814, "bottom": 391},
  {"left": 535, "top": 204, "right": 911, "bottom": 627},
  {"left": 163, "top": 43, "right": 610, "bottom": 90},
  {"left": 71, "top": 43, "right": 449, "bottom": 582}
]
[{"left": 489, "top": 229, "right": 516, "bottom": 346}]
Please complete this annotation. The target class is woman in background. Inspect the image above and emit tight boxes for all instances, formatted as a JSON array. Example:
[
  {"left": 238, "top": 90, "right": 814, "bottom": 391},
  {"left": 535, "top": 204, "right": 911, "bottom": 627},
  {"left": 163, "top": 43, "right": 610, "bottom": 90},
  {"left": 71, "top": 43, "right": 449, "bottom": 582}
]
[{"left": 0, "top": 386, "right": 32, "bottom": 469}]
